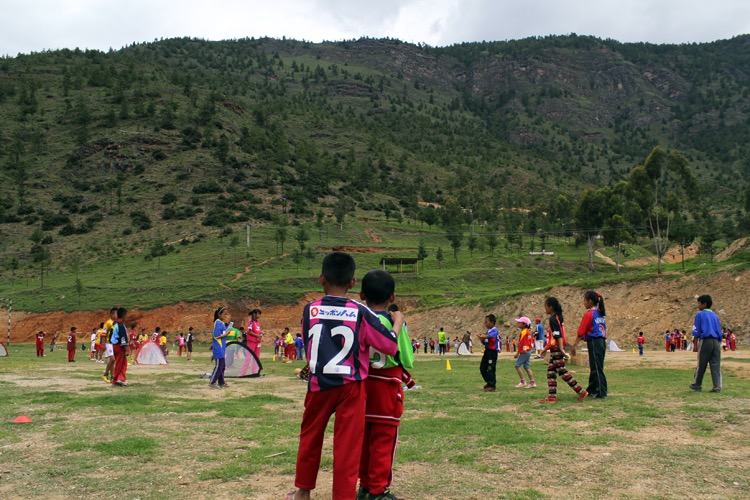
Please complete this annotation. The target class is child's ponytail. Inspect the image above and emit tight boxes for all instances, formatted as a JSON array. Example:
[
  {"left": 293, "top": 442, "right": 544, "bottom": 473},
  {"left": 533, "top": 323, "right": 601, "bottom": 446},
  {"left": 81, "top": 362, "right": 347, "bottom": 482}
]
[
  {"left": 545, "top": 296, "right": 564, "bottom": 324},
  {"left": 585, "top": 291, "right": 606, "bottom": 316}
]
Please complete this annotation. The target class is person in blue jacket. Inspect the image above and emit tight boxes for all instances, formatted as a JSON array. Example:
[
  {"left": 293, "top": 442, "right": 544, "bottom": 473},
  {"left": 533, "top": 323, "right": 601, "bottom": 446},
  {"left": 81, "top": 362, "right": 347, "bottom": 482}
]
[{"left": 689, "top": 295, "right": 723, "bottom": 393}]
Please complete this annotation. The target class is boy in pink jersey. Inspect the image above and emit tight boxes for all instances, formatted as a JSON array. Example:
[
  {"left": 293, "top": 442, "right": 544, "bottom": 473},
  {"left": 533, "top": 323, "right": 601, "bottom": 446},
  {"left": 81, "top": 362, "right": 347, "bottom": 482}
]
[{"left": 286, "top": 252, "right": 402, "bottom": 500}]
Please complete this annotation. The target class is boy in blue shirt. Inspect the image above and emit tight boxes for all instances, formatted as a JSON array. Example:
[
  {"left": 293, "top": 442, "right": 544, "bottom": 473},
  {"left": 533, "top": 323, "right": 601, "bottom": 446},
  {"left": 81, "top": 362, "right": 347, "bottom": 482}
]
[
  {"left": 294, "top": 333, "right": 304, "bottom": 361},
  {"left": 476, "top": 315, "right": 499, "bottom": 392},
  {"left": 690, "top": 295, "right": 723, "bottom": 393}
]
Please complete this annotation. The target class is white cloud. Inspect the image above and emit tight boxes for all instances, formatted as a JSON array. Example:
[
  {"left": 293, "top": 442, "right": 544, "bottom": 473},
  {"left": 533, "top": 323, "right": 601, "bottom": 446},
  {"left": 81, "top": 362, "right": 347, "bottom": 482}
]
[{"left": 1, "top": 0, "right": 748, "bottom": 56}]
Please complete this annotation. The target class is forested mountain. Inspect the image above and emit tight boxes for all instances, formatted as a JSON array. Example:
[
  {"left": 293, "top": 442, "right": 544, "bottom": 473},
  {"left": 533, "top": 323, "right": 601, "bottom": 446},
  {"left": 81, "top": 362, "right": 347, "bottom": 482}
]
[{"left": 1, "top": 34, "right": 749, "bottom": 270}]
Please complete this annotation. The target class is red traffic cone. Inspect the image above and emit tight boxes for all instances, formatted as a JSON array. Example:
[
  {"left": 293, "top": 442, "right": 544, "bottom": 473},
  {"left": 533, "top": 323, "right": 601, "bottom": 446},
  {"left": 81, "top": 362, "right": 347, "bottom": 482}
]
[{"left": 13, "top": 415, "right": 32, "bottom": 424}]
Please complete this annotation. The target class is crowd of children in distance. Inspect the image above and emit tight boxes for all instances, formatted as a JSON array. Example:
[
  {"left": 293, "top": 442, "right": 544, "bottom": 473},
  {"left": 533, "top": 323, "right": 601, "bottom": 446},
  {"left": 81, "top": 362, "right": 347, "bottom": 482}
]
[
  {"left": 34, "top": 308, "right": 198, "bottom": 387},
  {"left": 31, "top": 249, "right": 727, "bottom": 500}
]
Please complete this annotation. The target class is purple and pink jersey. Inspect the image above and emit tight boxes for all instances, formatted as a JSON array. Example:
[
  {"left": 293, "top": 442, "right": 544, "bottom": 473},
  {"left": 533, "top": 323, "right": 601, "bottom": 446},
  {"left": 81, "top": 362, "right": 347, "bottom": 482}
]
[{"left": 302, "top": 296, "right": 398, "bottom": 392}]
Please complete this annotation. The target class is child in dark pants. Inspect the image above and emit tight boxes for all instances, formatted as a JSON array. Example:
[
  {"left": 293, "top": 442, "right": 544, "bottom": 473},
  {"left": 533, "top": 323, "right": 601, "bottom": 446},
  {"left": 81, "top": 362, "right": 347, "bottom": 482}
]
[
  {"left": 476, "top": 315, "right": 500, "bottom": 392},
  {"left": 637, "top": 332, "right": 645, "bottom": 356},
  {"left": 571, "top": 291, "right": 608, "bottom": 399},
  {"left": 209, "top": 307, "right": 231, "bottom": 389}
]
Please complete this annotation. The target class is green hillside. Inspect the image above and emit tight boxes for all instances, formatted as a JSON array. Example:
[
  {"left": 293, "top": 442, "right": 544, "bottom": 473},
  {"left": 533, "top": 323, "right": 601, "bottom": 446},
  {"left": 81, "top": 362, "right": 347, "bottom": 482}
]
[{"left": 1, "top": 35, "right": 749, "bottom": 311}]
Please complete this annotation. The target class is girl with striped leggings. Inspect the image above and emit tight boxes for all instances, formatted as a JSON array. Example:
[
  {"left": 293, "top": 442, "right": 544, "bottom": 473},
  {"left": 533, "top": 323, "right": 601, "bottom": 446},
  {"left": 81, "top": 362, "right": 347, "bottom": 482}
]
[{"left": 539, "top": 297, "right": 588, "bottom": 404}]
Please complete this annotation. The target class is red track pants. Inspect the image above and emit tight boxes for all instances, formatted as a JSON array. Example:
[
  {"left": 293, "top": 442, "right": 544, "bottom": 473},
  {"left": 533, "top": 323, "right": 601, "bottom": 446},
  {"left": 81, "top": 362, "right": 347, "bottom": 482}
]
[
  {"left": 359, "top": 368, "right": 404, "bottom": 495},
  {"left": 112, "top": 345, "right": 128, "bottom": 384},
  {"left": 294, "top": 382, "right": 365, "bottom": 499}
]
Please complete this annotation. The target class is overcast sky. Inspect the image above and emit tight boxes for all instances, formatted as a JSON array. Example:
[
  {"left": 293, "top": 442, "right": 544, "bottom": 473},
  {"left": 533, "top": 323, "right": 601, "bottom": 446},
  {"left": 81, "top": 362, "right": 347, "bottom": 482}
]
[{"left": 2, "top": 0, "right": 749, "bottom": 57}]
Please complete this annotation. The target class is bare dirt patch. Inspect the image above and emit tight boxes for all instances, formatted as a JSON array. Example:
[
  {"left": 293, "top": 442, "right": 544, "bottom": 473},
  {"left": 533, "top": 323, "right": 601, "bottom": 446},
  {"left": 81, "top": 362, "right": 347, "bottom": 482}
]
[
  {"left": 624, "top": 242, "right": 700, "bottom": 266},
  {"left": 10, "top": 268, "right": 749, "bottom": 353},
  {"left": 365, "top": 227, "right": 383, "bottom": 243}
]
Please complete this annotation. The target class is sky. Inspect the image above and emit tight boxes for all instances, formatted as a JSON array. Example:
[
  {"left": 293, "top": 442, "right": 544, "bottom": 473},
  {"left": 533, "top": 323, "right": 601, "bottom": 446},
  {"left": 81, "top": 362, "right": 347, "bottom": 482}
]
[{"left": 2, "top": 0, "right": 749, "bottom": 57}]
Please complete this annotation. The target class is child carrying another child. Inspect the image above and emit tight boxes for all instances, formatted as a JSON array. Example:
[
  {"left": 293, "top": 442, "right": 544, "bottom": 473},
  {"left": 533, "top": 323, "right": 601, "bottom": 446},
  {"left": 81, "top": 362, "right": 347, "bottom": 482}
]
[
  {"left": 513, "top": 316, "right": 536, "bottom": 388},
  {"left": 357, "top": 270, "right": 414, "bottom": 500},
  {"left": 286, "top": 252, "right": 402, "bottom": 500},
  {"left": 539, "top": 297, "right": 588, "bottom": 403}
]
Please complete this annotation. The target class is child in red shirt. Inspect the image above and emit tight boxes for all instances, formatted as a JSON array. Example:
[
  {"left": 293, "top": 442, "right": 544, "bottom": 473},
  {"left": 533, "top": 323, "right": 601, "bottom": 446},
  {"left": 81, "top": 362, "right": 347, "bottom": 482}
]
[
  {"left": 36, "top": 331, "right": 45, "bottom": 357},
  {"left": 513, "top": 317, "right": 536, "bottom": 388},
  {"left": 637, "top": 332, "right": 645, "bottom": 356}
]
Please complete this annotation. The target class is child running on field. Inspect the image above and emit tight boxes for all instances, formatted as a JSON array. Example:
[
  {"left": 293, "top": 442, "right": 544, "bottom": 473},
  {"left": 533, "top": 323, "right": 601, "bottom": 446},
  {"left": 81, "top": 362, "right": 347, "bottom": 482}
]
[
  {"left": 539, "top": 297, "right": 588, "bottom": 403},
  {"left": 286, "top": 252, "right": 402, "bottom": 500},
  {"left": 357, "top": 270, "right": 414, "bottom": 500},
  {"left": 513, "top": 317, "right": 536, "bottom": 388}
]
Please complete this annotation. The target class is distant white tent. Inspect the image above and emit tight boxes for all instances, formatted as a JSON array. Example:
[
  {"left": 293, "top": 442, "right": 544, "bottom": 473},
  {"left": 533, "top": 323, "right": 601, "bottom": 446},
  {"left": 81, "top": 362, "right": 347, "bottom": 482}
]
[
  {"left": 134, "top": 340, "right": 168, "bottom": 365},
  {"left": 608, "top": 339, "right": 624, "bottom": 352},
  {"left": 0, "top": 342, "right": 7, "bottom": 357},
  {"left": 457, "top": 342, "right": 472, "bottom": 355}
]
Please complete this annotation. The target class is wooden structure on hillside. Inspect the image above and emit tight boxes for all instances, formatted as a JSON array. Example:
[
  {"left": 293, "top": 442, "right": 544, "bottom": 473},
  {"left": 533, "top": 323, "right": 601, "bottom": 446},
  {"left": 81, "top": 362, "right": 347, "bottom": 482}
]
[{"left": 379, "top": 257, "right": 419, "bottom": 274}]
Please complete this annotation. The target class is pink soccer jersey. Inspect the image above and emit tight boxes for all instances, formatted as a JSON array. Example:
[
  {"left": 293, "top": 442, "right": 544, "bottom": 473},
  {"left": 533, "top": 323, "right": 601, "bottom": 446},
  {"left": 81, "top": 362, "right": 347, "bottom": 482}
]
[{"left": 303, "top": 296, "right": 398, "bottom": 392}]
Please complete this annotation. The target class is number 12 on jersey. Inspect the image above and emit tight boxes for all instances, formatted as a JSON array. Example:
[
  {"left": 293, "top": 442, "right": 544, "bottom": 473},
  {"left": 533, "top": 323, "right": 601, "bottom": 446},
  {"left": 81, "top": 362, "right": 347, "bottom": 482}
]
[{"left": 308, "top": 324, "right": 355, "bottom": 375}]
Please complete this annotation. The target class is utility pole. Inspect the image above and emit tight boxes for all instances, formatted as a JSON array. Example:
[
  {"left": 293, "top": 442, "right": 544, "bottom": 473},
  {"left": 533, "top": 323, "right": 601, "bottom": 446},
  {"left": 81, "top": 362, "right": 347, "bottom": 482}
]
[{"left": 246, "top": 224, "right": 251, "bottom": 258}]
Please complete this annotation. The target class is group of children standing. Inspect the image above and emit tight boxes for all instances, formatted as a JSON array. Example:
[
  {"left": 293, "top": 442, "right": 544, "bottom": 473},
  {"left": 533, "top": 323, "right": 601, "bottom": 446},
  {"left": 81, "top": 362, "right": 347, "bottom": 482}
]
[{"left": 476, "top": 291, "right": 609, "bottom": 403}]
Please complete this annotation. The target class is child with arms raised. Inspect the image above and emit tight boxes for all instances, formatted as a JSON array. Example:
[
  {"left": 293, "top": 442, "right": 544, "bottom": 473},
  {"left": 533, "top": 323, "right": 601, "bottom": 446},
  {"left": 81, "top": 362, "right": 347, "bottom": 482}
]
[
  {"left": 357, "top": 270, "right": 414, "bottom": 500},
  {"left": 286, "top": 253, "right": 401, "bottom": 500}
]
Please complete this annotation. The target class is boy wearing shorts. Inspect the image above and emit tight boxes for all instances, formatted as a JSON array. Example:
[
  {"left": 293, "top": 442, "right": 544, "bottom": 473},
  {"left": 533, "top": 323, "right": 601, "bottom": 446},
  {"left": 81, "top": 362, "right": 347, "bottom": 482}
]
[
  {"left": 513, "top": 317, "right": 536, "bottom": 388},
  {"left": 286, "top": 252, "right": 401, "bottom": 500}
]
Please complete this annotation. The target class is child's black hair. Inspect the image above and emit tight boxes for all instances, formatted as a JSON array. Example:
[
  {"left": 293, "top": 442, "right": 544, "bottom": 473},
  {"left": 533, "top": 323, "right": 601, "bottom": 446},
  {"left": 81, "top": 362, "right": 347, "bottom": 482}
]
[
  {"left": 361, "top": 269, "right": 396, "bottom": 305},
  {"left": 545, "top": 296, "right": 564, "bottom": 324},
  {"left": 155, "top": 326, "right": 161, "bottom": 333},
  {"left": 249, "top": 308, "right": 261, "bottom": 316},
  {"left": 214, "top": 307, "right": 226, "bottom": 321},
  {"left": 387, "top": 304, "right": 399, "bottom": 312},
  {"left": 585, "top": 290, "right": 606, "bottom": 316},
  {"left": 697, "top": 294, "right": 713, "bottom": 308},
  {"left": 110, "top": 307, "right": 117, "bottom": 314},
  {"left": 485, "top": 314, "right": 496, "bottom": 325},
  {"left": 321, "top": 251, "right": 356, "bottom": 286},
  {"left": 116, "top": 307, "right": 127, "bottom": 319}
]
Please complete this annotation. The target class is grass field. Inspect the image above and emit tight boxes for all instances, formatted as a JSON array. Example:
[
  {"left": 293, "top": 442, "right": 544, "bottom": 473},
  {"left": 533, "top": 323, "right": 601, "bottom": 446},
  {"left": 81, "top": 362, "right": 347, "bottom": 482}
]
[{"left": 1, "top": 343, "right": 749, "bottom": 499}]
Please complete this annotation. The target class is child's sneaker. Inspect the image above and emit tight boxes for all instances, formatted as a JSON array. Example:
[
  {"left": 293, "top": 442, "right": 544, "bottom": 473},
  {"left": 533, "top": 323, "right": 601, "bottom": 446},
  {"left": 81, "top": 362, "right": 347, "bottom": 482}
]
[
  {"left": 515, "top": 381, "right": 526, "bottom": 388},
  {"left": 576, "top": 390, "right": 589, "bottom": 402},
  {"left": 526, "top": 382, "right": 537, "bottom": 388},
  {"left": 356, "top": 487, "right": 370, "bottom": 500},
  {"left": 208, "top": 384, "right": 219, "bottom": 389},
  {"left": 102, "top": 375, "right": 111, "bottom": 383},
  {"left": 539, "top": 397, "right": 557, "bottom": 403},
  {"left": 369, "top": 488, "right": 397, "bottom": 500}
]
